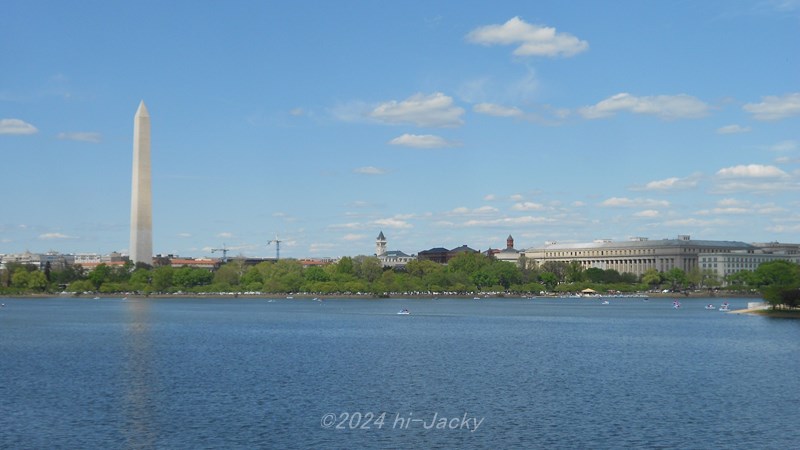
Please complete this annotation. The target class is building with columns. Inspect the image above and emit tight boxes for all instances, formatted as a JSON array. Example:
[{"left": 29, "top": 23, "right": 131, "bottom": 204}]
[{"left": 523, "top": 235, "right": 757, "bottom": 277}]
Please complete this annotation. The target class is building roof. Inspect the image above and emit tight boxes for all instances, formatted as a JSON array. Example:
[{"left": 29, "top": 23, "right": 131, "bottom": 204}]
[
  {"left": 528, "top": 237, "right": 754, "bottom": 251},
  {"left": 377, "top": 231, "right": 386, "bottom": 241}
]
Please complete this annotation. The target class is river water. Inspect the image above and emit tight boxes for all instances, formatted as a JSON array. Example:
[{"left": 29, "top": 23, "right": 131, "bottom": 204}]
[{"left": 1, "top": 296, "right": 798, "bottom": 449}]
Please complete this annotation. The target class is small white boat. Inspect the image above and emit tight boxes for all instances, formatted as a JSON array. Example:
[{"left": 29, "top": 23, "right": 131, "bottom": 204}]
[
  {"left": 397, "top": 309, "right": 410, "bottom": 315},
  {"left": 719, "top": 302, "right": 730, "bottom": 312},
  {"left": 93, "top": 296, "right": 101, "bottom": 300},
  {"left": 705, "top": 304, "right": 715, "bottom": 310},
  {"left": 673, "top": 300, "right": 681, "bottom": 309},
  {"left": 601, "top": 300, "right": 610, "bottom": 305}
]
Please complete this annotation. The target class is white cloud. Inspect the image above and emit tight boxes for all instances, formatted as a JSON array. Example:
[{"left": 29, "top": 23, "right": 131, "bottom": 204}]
[
  {"left": 484, "top": 194, "right": 496, "bottom": 201},
  {"left": 370, "top": 92, "right": 464, "bottom": 127},
  {"left": 634, "top": 210, "right": 660, "bottom": 218},
  {"left": 601, "top": 197, "right": 670, "bottom": 208},
  {"left": 466, "top": 16, "right": 588, "bottom": 57},
  {"left": 770, "top": 140, "right": 797, "bottom": 152},
  {"left": 473, "top": 102, "right": 524, "bottom": 117},
  {"left": 373, "top": 217, "right": 413, "bottom": 229},
  {"left": 512, "top": 201, "right": 545, "bottom": 211},
  {"left": 57, "top": 132, "right": 101, "bottom": 143},
  {"left": 510, "top": 194, "right": 524, "bottom": 201},
  {"left": 0, "top": 118, "right": 38, "bottom": 135},
  {"left": 579, "top": 93, "right": 709, "bottom": 120},
  {"left": 388, "top": 133, "right": 458, "bottom": 148},
  {"left": 743, "top": 93, "right": 800, "bottom": 120},
  {"left": 716, "top": 124, "right": 751, "bottom": 134},
  {"left": 342, "top": 233, "right": 365, "bottom": 241},
  {"left": 177, "top": 232, "right": 192, "bottom": 238},
  {"left": 309, "top": 243, "right": 336, "bottom": 254},
  {"left": 289, "top": 107, "right": 305, "bottom": 116},
  {"left": 460, "top": 216, "right": 556, "bottom": 228},
  {"left": 217, "top": 232, "right": 234, "bottom": 238},
  {"left": 353, "top": 166, "right": 385, "bottom": 175},
  {"left": 38, "top": 232, "right": 73, "bottom": 240},
  {"left": 449, "top": 206, "right": 498, "bottom": 215},
  {"left": 638, "top": 176, "right": 699, "bottom": 191},
  {"left": 716, "top": 164, "right": 788, "bottom": 178}
]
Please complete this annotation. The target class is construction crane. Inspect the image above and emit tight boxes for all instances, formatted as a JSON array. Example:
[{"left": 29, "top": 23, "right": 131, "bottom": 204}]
[
  {"left": 267, "top": 235, "right": 283, "bottom": 260},
  {"left": 211, "top": 244, "right": 231, "bottom": 263}
]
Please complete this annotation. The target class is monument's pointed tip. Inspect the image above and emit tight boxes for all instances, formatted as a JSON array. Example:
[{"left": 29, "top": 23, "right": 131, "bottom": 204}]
[{"left": 136, "top": 100, "right": 149, "bottom": 117}]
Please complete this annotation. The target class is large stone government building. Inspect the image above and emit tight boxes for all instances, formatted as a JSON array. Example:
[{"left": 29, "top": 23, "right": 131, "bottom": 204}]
[{"left": 522, "top": 235, "right": 800, "bottom": 277}]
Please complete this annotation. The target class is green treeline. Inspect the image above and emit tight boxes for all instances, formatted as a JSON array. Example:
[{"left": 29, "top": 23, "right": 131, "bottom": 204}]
[{"left": 2, "top": 253, "right": 799, "bottom": 304}]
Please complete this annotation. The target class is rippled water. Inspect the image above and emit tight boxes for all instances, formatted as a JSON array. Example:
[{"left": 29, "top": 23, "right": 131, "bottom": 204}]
[{"left": 1, "top": 296, "right": 798, "bottom": 449}]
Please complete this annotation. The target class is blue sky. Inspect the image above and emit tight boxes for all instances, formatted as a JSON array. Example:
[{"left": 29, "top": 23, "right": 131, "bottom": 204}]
[{"left": 2, "top": 1, "right": 799, "bottom": 259}]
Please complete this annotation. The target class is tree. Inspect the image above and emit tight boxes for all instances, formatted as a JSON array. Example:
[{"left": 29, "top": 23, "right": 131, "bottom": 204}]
[
  {"left": 151, "top": 266, "right": 174, "bottom": 292},
  {"left": 565, "top": 261, "right": 584, "bottom": 283},
  {"left": 88, "top": 264, "right": 112, "bottom": 289},
  {"left": 663, "top": 268, "right": 688, "bottom": 291},
  {"left": 353, "top": 256, "right": 383, "bottom": 283},
  {"left": 641, "top": 268, "right": 662, "bottom": 289},
  {"left": 539, "top": 272, "right": 558, "bottom": 290}
]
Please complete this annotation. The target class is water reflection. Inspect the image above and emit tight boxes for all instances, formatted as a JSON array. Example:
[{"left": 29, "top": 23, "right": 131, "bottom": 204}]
[{"left": 122, "top": 299, "right": 157, "bottom": 448}]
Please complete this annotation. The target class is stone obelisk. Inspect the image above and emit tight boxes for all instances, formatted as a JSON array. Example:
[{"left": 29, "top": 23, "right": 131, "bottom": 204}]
[{"left": 130, "top": 100, "right": 153, "bottom": 266}]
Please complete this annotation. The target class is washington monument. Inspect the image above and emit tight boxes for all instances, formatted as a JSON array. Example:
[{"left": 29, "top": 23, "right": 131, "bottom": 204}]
[{"left": 130, "top": 100, "right": 152, "bottom": 265}]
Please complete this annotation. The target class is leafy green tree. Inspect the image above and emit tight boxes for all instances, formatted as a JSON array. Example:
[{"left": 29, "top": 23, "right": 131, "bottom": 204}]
[
  {"left": 585, "top": 268, "right": 605, "bottom": 283},
  {"left": 540, "top": 261, "right": 569, "bottom": 283},
  {"left": 88, "top": 264, "right": 112, "bottom": 289},
  {"left": 565, "top": 261, "right": 584, "bottom": 283},
  {"left": 641, "top": 268, "right": 662, "bottom": 289},
  {"left": 539, "top": 272, "right": 558, "bottom": 290},
  {"left": 353, "top": 256, "right": 383, "bottom": 283},
  {"left": 68, "top": 279, "right": 96, "bottom": 293},
  {"left": 751, "top": 260, "right": 800, "bottom": 287},
  {"left": 214, "top": 260, "right": 244, "bottom": 286},
  {"left": 151, "top": 266, "right": 174, "bottom": 292},
  {"left": 663, "top": 268, "right": 688, "bottom": 291}
]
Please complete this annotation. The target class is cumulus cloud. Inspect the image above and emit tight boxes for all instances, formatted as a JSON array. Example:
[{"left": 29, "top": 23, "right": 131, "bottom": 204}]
[
  {"left": 370, "top": 92, "right": 464, "bottom": 127},
  {"left": 637, "top": 176, "right": 699, "bottom": 191},
  {"left": 342, "top": 233, "right": 365, "bottom": 241},
  {"left": 38, "top": 232, "right": 73, "bottom": 240},
  {"left": 601, "top": 197, "right": 670, "bottom": 208},
  {"left": 743, "top": 93, "right": 800, "bottom": 120},
  {"left": 373, "top": 217, "right": 413, "bottom": 229},
  {"left": 716, "top": 164, "right": 788, "bottom": 178},
  {"left": 217, "top": 232, "right": 234, "bottom": 238},
  {"left": 57, "top": 132, "right": 101, "bottom": 143},
  {"left": 450, "top": 206, "right": 498, "bottom": 215},
  {"left": 512, "top": 201, "right": 545, "bottom": 211},
  {"left": 633, "top": 210, "right": 660, "bottom": 218},
  {"left": 473, "top": 103, "right": 524, "bottom": 117},
  {"left": 466, "top": 16, "right": 588, "bottom": 57},
  {"left": 353, "top": 166, "right": 385, "bottom": 175},
  {"left": 716, "top": 124, "right": 751, "bottom": 134},
  {"left": 388, "top": 133, "right": 458, "bottom": 148},
  {"left": 0, "top": 118, "right": 38, "bottom": 135},
  {"left": 770, "top": 140, "right": 797, "bottom": 152},
  {"left": 579, "top": 93, "right": 709, "bottom": 120}
]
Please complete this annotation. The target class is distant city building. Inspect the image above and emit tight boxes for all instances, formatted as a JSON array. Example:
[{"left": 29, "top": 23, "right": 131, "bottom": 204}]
[
  {"left": 0, "top": 251, "right": 75, "bottom": 271},
  {"left": 490, "top": 235, "right": 521, "bottom": 265},
  {"left": 418, "top": 244, "right": 478, "bottom": 264},
  {"left": 375, "top": 231, "right": 415, "bottom": 268},
  {"left": 523, "top": 235, "right": 757, "bottom": 277},
  {"left": 701, "top": 246, "right": 800, "bottom": 282}
]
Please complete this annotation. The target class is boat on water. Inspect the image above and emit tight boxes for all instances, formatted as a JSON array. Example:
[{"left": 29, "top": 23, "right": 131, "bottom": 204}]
[
  {"left": 705, "top": 304, "right": 715, "bottom": 310},
  {"left": 673, "top": 300, "right": 681, "bottom": 309},
  {"left": 397, "top": 309, "right": 410, "bottom": 315},
  {"left": 719, "top": 302, "right": 730, "bottom": 312},
  {"left": 601, "top": 300, "right": 610, "bottom": 305}
]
